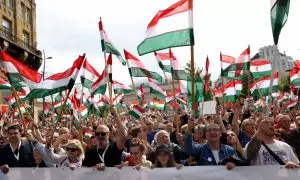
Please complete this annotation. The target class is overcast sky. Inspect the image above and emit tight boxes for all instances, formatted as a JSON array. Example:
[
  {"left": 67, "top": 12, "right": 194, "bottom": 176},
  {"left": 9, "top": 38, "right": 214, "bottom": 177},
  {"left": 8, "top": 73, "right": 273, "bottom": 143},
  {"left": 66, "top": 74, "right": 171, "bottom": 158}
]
[{"left": 36, "top": 0, "right": 300, "bottom": 86}]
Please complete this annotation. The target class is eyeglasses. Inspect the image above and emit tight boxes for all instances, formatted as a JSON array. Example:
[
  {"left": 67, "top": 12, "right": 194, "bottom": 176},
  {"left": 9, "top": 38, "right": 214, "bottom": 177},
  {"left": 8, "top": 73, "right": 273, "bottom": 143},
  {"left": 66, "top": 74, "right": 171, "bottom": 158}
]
[
  {"left": 95, "top": 132, "right": 108, "bottom": 137},
  {"left": 66, "top": 147, "right": 79, "bottom": 152},
  {"left": 146, "top": 123, "right": 152, "bottom": 126}
]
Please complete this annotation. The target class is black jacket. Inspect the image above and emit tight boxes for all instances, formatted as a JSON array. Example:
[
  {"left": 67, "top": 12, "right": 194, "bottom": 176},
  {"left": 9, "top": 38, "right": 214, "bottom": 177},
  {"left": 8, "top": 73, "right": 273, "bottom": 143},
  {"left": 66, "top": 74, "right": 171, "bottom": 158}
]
[{"left": 0, "top": 140, "right": 35, "bottom": 167}]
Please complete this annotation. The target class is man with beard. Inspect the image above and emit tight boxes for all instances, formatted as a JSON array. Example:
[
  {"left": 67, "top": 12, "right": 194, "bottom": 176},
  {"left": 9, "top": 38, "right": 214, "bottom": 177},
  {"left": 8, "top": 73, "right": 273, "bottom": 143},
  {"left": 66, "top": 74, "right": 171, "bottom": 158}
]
[
  {"left": 83, "top": 107, "right": 127, "bottom": 170},
  {"left": 246, "top": 118, "right": 299, "bottom": 168},
  {"left": 0, "top": 124, "right": 35, "bottom": 167}
]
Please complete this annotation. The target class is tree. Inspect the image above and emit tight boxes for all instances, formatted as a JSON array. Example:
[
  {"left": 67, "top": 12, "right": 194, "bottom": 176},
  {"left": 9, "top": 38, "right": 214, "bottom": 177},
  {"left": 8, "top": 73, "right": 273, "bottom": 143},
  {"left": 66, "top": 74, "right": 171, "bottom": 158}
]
[{"left": 278, "top": 75, "right": 290, "bottom": 92}]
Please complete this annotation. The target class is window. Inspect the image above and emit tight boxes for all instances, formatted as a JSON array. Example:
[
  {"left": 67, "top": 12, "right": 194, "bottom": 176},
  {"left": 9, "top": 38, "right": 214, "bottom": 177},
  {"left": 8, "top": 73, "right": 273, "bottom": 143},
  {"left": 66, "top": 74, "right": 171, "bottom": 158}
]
[
  {"left": 7, "top": 0, "right": 12, "bottom": 8},
  {"left": 21, "top": 3, "right": 25, "bottom": 20},
  {"left": 23, "top": 31, "right": 29, "bottom": 47},
  {"left": 2, "top": 18, "right": 11, "bottom": 32},
  {"left": 26, "top": 7, "right": 31, "bottom": 24}
]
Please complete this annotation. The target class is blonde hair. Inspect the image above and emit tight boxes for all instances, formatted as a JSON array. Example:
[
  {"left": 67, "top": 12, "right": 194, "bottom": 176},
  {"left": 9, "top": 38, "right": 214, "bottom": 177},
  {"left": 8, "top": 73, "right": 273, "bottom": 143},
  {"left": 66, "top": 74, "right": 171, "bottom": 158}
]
[
  {"left": 67, "top": 139, "right": 85, "bottom": 160},
  {"left": 227, "top": 130, "right": 246, "bottom": 158}
]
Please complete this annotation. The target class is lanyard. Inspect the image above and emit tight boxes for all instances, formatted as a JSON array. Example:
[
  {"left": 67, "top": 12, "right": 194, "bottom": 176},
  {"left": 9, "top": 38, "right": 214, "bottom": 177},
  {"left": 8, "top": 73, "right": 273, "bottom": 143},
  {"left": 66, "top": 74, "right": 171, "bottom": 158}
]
[
  {"left": 9, "top": 141, "right": 21, "bottom": 161},
  {"left": 97, "top": 145, "right": 109, "bottom": 165}
]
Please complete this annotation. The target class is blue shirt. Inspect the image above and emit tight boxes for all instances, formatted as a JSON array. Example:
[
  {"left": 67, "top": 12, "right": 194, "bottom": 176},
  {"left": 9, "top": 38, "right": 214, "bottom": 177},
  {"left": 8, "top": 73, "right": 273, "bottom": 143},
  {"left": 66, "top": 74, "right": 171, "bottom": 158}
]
[{"left": 238, "top": 130, "right": 251, "bottom": 148}]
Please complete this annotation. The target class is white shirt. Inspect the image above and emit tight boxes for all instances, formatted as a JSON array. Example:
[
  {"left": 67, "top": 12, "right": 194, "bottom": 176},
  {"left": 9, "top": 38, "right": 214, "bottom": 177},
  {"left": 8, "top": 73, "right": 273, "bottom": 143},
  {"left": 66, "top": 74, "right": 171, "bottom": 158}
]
[
  {"left": 246, "top": 140, "right": 299, "bottom": 165},
  {"left": 211, "top": 150, "right": 220, "bottom": 163}
]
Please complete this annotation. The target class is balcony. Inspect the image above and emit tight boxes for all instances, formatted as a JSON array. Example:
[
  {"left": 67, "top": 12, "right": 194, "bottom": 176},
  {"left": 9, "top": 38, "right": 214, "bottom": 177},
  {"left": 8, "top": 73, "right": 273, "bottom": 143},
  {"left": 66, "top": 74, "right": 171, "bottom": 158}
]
[{"left": 0, "top": 27, "right": 41, "bottom": 57}]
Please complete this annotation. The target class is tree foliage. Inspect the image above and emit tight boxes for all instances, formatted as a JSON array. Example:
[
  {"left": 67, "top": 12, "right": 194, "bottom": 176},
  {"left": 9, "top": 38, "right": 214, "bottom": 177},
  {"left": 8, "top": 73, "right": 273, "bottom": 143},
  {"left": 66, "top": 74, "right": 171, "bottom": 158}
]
[{"left": 278, "top": 75, "right": 290, "bottom": 92}]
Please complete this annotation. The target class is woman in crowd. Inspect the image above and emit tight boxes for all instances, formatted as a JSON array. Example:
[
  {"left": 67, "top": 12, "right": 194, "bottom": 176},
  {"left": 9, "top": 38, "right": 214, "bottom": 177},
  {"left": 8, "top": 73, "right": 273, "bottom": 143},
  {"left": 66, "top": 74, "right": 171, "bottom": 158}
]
[
  {"left": 193, "top": 125, "right": 206, "bottom": 144},
  {"left": 45, "top": 139, "right": 84, "bottom": 170},
  {"left": 226, "top": 130, "right": 246, "bottom": 160},
  {"left": 153, "top": 144, "right": 183, "bottom": 169},
  {"left": 117, "top": 138, "right": 152, "bottom": 169}
]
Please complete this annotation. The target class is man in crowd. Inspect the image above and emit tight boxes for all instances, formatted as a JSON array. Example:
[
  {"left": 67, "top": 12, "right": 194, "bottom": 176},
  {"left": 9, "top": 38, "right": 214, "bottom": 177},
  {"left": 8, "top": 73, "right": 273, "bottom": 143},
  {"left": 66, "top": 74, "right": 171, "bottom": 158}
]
[
  {"left": 246, "top": 118, "right": 299, "bottom": 168},
  {"left": 83, "top": 107, "right": 127, "bottom": 169}
]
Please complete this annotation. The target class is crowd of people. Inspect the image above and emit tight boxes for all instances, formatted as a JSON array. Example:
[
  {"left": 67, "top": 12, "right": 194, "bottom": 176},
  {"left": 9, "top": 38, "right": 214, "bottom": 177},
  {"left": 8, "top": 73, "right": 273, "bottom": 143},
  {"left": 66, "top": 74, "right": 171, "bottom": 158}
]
[{"left": 0, "top": 99, "right": 299, "bottom": 175}]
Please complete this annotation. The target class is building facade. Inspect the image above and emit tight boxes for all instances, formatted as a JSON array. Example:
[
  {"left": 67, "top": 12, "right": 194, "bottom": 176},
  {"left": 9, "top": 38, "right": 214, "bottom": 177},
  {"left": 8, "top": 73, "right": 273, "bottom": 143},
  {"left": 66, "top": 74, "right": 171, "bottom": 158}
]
[
  {"left": 0, "top": 0, "right": 42, "bottom": 105},
  {"left": 258, "top": 45, "right": 294, "bottom": 78}
]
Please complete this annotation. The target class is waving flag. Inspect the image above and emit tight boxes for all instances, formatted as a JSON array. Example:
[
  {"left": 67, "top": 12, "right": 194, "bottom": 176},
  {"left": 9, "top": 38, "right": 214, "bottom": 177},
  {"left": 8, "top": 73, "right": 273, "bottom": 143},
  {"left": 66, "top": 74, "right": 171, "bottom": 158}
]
[
  {"left": 99, "top": 18, "right": 126, "bottom": 65},
  {"left": 25, "top": 55, "right": 85, "bottom": 99},
  {"left": 124, "top": 49, "right": 162, "bottom": 82},
  {"left": 0, "top": 77, "right": 11, "bottom": 89},
  {"left": 250, "top": 72, "right": 279, "bottom": 98},
  {"left": 112, "top": 80, "right": 133, "bottom": 95},
  {"left": 137, "top": 84, "right": 145, "bottom": 105},
  {"left": 250, "top": 59, "right": 272, "bottom": 79},
  {"left": 271, "top": 0, "right": 290, "bottom": 45},
  {"left": 80, "top": 60, "right": 101, "bottom": 88},
  {"left": 148, "top": 78, "right": 166, "bottom": 100},
  {"left": 137, "top": 0, "right": 194, "bottom": 55},
  {"left": 128, "top": 105, "right": 145, "bottom": 119},
  {"left": 154, "top": 51, "right": 172, "bottom": 73},
  {"left": 0, "top": 51, "right": 42, "bottom": 89}
]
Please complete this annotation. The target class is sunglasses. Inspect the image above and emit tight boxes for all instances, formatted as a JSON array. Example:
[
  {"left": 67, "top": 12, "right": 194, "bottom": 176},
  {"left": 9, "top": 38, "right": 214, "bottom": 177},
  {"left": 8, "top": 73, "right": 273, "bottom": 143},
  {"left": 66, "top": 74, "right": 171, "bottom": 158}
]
[
  {"left": 66, "top": 147, "right": 79, "bottom": 152},
  {"left": 95, "top": 132, "right": 108, "bottom": 137}
]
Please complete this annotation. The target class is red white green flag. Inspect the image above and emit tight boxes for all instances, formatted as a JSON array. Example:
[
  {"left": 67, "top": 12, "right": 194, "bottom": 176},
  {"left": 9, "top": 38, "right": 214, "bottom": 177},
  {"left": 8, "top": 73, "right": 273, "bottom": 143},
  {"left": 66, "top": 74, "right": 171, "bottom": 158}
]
[
  {"left": 0, "top": 77, "right": 11, "bottom": 89},
  {"left": 250, "top": 59, "right": 272, "bottom": 79},
  {"left": 80, "top": 60, "right": 101, "bottom": 88},
  {"left": 25, "top": 55, "right": 84, "bottom": 99},
  {"left": 154, "top": 51, "right": 172, "bottom": 73},
  {"left": 250, "top": 72, "right": 279, "bottom": 98},
  {"left": 148, "top": 78, "right": 166, "bottom": 100},
  {"left": 137, "top": 0, "right": 194, "bottom": 55},
  {"left": 128, "top": 104, "right": 145, "bottom": 119},
  {"left": 289, "top": 60, "right": 300, "bottom": 87},
  {"left": 124, "top": 50, "right": 162, "bottom": 82},
  {"left": 0, "top": 51, "right": 42, "bottom": 89},
  {"left": 112, "top": 80, "right": 133, "bottom": 95},
  {"left": 99, "top": 18, "right": 126, "bottom": 65}
]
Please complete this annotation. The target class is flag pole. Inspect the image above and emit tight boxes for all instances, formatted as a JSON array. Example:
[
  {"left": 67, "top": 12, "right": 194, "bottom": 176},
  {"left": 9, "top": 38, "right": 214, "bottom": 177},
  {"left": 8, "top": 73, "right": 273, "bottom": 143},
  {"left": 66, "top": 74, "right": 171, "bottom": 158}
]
[
  {"left": 266, "top": 46, "right": 277, "bottom": 116},
  {"left": 99, "top": 17, "right": 113, "bottom": 106},
  {"left": 220, "top": 52, "right": 225, "bottom": 115},
  {"left": 11, "top": 87, "right": 26, "bottom": 131},
  {"left": 188, "top": 0, "right": 195, "bottom": 116}
]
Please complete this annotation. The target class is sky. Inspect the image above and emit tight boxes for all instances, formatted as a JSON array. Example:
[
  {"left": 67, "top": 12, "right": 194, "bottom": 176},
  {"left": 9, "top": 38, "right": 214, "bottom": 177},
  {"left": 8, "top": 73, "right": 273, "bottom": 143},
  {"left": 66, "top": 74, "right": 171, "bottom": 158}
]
[{"left": 36, "top": 0, "right": 300, "bottom": 86}]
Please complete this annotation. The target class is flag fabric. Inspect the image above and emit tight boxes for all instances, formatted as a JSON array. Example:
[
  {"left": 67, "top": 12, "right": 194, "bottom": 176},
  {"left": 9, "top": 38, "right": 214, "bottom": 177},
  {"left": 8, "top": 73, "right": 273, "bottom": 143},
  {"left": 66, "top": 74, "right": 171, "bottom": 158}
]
[
  {"left": 112, "top": 80, "right": 133, "bottom": 95},
  {"left": 204, "top": 56, "right": 210, "bottom": 93},
  {"left": 128, "top": 105, "right": 145, "bottom": 119},
  {"left": 78, "top": 105, "right": 88, "bottom": 118},
  {"left": 80, "top": 60, "right": 101, "bottom": 88},
  {"left": 148, "top": 78, "right": 166, "bottom": 100},
  {"left": 250, "top": 72, "right": 279, "bottom": 98},
  {"left": 84, "top": 129, "right": 94, "bottom": 139},
  {"left": 165, "top": 89, "right": 181, "bottom": 103},
  {"left": 99, "top": 18, "right": 126, "bottom": 65},
  {"left": 89, "top": 55, "right": 111, "bottom": 96},
  {"left": 271, "top": 0, "right": 290, "bottom": 45},
  {"left": 290, "top": 60, "right": 300, "bottom": 87},
  {"left": 137, "top": 84, "right": 145, "bottom": 105},
  {"left": 154, "top": 51, "right": 172, "bottom": 73},
  {"left": 137, "top": 0, "right": 194, "bottom": 55},
  {"left": 124, "top": 50, "right": 162, "bottom": 82},
  {"left": 250, "top": 59, "right": 272, "bottom": 79},
  {"left": 150, "top": 99, "right": 165, "bottom": 110},
  {"left": 25, "top": 55, "right": 85, "bottom": 99},
  {"left": 0, "top": 77, "right": 11, "bottom": 89},
  {"left": 170, "top": 49, "right": 190, "bottom": 81},
  {"left": 214, "top": 80, "right": 242, "bottom": 103},
  {"left": 0, "top": 51, "right": 42, "bottom": 89},
  {"left": 221, "top": 47, "right": 250, "bottom": 80}
]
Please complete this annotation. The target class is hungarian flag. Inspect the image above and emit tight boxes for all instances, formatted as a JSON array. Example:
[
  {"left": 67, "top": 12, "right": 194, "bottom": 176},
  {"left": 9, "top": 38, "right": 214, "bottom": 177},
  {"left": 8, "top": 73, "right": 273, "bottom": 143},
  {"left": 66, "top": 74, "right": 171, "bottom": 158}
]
[
  {"left": 137, "top": 0, "right": 194, "bottom": 55},
  {"left": 25, "top": 55, "right": 85, "bottom": 99},
  {"left": 80, "top": 60, "right": 101, "bottom": 88},
  {"left": 89, "top": 55, "right": 111, "bottom": 96},
  {"left": 99, "top": 18, "right": 126, "bottom": 65},
  {"left": 78, "top": 105, "right": 88, "bottom": 118},
  {"left": 150, "top": 99, "right": 165, "bottom": 110},
  {"left": 170, "top": 49, "right": 190, "bottom": 81},
  {"left": 250, "top": 59, "right": 272, "bottom": 79},
  {"left": 124, "top": 49, "right": 162, "bottom": 82},
  {"left": 148, "top": 78, "right": 166, "bottom": 100},
  {"left": 271, "top": 0, "right": 290, "bottom": 45},
  {"left": 221, "top": 46, "right": 250, "bottom": 80},
  {"left": 214, "top": 80, "right": 242, "bottom": 103},
  {"left": 84, "top": 129, "right": 94, "bottom": 139},
  {"left": 154, "top": 51, "right": 172, "bottom": 73},
  {"left": 165, "top": 88, "right": 181, "bottom": 103},
  {"left": 128, "top": 105, "right": 145, "bottom": 119},
  {"left": 289, "top": 60, "right": 300, "bottom": 87},
  {"left": 112, "top": 80, "right": 133, "bottom": 95},
  {"left": 0, "top": 51, "right": 42, "bottom": 89},
  {"left": 137, "top": 84, "right": 145, "bottom": 105},
  {"left": 0, "top": 77, "right": 11, "bottom": 89},
  {"left": 250, "top": 72, "right": 279, "bottom": 98}
]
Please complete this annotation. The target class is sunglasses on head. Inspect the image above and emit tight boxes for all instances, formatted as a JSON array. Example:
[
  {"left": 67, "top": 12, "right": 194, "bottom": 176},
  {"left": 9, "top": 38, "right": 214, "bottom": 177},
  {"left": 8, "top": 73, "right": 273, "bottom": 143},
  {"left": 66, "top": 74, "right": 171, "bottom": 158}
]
[
  {"left": 66, "top": 147, "right": 79, "bottom": 152},
  {"left": 95, "top": 132, "right": 108, "bottom": 137}
]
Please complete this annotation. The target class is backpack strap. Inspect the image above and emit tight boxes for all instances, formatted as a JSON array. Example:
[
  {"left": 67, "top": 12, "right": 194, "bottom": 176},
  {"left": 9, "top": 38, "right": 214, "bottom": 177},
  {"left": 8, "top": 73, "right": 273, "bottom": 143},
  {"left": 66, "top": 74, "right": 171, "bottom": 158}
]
[{"left": 262, "top": 141, "right": 285, "bottom": 165}]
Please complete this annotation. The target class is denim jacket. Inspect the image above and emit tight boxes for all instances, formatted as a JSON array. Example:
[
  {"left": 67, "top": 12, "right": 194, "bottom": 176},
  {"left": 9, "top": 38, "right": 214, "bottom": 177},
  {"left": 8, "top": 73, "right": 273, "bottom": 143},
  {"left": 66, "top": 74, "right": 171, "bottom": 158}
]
[{"left": 184, "top": 134, "right": 237, "bottom": 165}]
